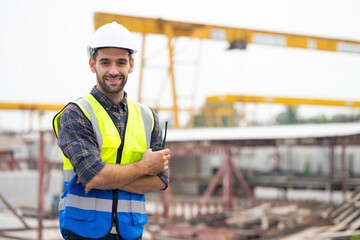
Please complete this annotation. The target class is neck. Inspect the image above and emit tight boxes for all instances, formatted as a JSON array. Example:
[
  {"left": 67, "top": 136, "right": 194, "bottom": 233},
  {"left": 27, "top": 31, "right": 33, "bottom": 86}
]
[
  {"left": 107, "top": 91, "right": 124, "bottom": 105},
  {"left": 97, "top": 86, "right": 125, "bottom": 105}
]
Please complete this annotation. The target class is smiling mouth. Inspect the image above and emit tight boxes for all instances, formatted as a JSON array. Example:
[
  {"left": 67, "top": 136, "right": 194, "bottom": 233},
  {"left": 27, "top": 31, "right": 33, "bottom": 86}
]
[
  {"left": 106, "top": 78, "right": 120, "bottom": 82},
  {"left": 105, "top": 75, "right": 122, "bottom": 83}
]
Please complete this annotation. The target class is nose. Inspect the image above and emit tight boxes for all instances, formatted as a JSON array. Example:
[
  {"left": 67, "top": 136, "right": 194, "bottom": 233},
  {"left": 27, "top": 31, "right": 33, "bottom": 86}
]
[{"left": 109, "top": 63, "right": 118, "bottom": 76}]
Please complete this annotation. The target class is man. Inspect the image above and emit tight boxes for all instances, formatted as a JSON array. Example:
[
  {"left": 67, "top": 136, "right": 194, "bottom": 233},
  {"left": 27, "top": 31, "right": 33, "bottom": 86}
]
[{"left": 53, "top": 22, "right": 171, "bottom": 240}]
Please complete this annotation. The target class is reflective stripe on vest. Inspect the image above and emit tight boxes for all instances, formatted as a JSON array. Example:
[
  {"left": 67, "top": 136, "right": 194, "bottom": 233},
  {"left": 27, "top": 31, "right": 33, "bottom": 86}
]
[
  {"left": 63, "top": 169, "right": 75, "bottom": 182},
  {"left": 74, "top": 97, "right": 103, "bottom": 151},
  {"left": 59, "top": 194, "right": 146, "bottom": 214}
]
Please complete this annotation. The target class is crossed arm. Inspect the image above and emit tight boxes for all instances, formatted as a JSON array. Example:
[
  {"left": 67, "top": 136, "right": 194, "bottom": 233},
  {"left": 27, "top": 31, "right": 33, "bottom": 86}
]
[{"left": 83, "top": 148, "right": 170, "bottom": 194}]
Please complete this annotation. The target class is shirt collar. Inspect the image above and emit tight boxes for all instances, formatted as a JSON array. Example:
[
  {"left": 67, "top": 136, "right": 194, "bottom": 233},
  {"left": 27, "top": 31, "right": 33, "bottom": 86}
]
[{"left": 90, "top": 86, "right": 128, "bottom": 112}]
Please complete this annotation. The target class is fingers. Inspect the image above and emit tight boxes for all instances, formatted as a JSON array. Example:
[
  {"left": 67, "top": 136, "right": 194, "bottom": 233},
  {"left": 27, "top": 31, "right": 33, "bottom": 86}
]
[
  {"left": 77, "top": 177, "right": 91, "bottom": 194},
  {"left": 160, "top": 150, "right": 170, "bottom": 164},
  {"left": 85, "top": 185, "right": 91, "bottom": 194},
  {"left": 141, "top": 148, "right": 171, "bottom": 175},
  {"left": 161, "top": 148, "right": 171, "bottom": 155},
  {"left": 159, "top": 149, "right": 171, "bottom": 161},
  {"left": 162, "top": 150, "right": 170, "bottom": 171}
]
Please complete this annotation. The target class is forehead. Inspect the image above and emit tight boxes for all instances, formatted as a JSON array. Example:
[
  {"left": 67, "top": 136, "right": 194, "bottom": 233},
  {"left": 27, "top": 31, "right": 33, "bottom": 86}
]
[{"left": 96, "top": 48, "right": 130, "bottom": 60}]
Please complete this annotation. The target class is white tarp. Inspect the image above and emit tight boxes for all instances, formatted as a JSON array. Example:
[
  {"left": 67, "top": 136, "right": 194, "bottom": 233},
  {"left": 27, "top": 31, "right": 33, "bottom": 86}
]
[{"left": 167, "top": 123, "right": 360, "bottom": 142}]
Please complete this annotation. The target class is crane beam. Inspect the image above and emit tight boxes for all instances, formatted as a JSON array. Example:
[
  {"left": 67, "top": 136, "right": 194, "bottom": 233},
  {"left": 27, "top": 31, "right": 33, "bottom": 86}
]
[
  {"left": 94, "top": 12, "right": 360, "bottom": 54},
  {"left": 206, "top": 95, "right": 360, "bottom": 108},
  {"left": 0, "top": 102, "right": 64, "bottom": 111}
]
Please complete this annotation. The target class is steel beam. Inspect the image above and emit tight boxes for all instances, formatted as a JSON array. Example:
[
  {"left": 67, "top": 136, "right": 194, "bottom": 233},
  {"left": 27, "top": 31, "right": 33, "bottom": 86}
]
[
  {"left": 341, "top": 137, "right": 348, "bottom": 200},
  {"left": 37, "top": 132, "right": 45, "bottom": 240}
]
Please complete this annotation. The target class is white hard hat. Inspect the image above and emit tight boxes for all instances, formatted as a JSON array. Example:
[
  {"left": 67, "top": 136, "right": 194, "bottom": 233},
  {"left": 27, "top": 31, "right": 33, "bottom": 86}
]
[{"left": 87, "top": 22, "right": 137, "bottom": 58}]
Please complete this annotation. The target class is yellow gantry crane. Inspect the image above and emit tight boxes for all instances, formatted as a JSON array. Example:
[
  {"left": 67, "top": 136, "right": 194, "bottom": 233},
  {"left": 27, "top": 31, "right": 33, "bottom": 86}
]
[
  {"left": 204, "top": 95, "right": 360, "bottom": 127},
  {"left": 93, "top": 12, "right": 360, "bottom": 128},
  {"left": 1, "top": 13, "right": 360, "bottom": 129}
]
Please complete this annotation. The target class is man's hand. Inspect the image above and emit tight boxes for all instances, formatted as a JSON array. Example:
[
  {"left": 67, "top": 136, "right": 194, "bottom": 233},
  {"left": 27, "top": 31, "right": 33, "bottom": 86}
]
[{"left": 139, "top": 148, "right": 170, "bottom": 175}]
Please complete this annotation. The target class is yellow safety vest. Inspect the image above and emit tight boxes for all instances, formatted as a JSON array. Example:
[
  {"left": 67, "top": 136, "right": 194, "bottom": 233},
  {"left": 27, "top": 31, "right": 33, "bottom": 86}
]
[{"left": 53, "top": 94, "right": 154, "bottom": 239}]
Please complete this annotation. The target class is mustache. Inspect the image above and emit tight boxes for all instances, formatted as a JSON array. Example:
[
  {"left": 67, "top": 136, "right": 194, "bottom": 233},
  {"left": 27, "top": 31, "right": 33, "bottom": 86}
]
[{"left": 104, "top": 74, "right": 123, "bottom": 79}]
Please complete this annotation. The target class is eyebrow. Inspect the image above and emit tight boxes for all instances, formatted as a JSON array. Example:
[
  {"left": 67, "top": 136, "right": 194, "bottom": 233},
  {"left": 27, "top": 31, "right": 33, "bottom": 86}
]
[{"left": 98, "top": 57, "right": 128, "bottom": 63}]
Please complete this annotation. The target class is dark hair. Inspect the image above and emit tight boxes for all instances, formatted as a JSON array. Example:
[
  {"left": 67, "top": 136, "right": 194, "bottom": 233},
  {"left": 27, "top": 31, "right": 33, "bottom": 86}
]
[{"left": 92, "top": 48, "right": 133, "bottom": 62}]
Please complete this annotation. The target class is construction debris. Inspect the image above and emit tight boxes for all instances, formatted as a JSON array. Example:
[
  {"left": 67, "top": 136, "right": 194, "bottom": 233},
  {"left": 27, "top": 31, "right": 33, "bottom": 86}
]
[
  {"left": 274, "top": 189, "right": 360, "bottom": 240},
  {"left": 147, "top": 200, "right": 328, "bottom": 240}
]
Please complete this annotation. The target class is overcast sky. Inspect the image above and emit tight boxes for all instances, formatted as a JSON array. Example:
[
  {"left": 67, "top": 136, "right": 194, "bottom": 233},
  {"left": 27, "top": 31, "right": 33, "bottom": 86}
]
[{"left": 0, "top": 0, "right": 360, "bottom": 130}]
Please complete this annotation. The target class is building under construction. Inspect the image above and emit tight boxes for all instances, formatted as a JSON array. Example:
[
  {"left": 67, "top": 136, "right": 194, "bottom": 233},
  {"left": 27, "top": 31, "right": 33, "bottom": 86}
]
[{"left": 1, "top": 11, "right": 360, "bottom": 240}]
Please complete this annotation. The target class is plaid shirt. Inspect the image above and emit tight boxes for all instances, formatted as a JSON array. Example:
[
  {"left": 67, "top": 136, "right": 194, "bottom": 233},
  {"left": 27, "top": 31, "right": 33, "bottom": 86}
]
[{"left": 57, "top": 86, "right": 168, "bottom": 188}]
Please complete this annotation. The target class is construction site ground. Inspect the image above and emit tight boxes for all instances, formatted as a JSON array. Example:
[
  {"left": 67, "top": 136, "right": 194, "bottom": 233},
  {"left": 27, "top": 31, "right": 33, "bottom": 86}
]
[{"left": 3, "top": 192, "right": 360, "bottom": 240}]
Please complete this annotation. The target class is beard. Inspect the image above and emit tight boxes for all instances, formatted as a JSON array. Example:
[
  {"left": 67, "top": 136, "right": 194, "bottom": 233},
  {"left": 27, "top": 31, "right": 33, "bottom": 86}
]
[{"left": 96, "top": 71, "right": 127, "bottom": 94}]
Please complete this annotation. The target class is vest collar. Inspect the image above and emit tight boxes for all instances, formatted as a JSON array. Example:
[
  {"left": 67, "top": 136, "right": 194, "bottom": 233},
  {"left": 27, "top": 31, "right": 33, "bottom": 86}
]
[{"left": 90, "top": 86, "right": 128, "bottom": 112}]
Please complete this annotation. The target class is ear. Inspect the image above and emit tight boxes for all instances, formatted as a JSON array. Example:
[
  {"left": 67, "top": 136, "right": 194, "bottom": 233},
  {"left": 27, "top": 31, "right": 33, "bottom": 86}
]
[
  {"left": 89, "top": 58, "right": 96, "bottom": 73},
  {"left": 128, "top": 58, "right": 134, "bottom": 74}
]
